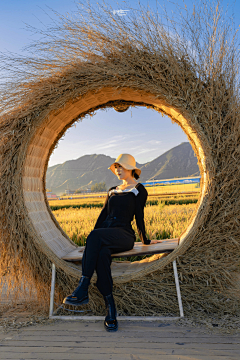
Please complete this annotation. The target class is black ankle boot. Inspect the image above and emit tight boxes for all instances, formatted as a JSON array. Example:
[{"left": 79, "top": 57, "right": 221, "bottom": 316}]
[
  {"left": 63, "top": 276, "right": 90, "bottom": 306},
  {"left": 104, "top": 294, "right": 118, "bottom": 332}
]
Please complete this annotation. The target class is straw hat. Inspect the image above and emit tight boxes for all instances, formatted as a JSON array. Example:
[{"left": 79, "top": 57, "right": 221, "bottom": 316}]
[{"left": 109, "top": 154, "right": 141, "bottom": 176}]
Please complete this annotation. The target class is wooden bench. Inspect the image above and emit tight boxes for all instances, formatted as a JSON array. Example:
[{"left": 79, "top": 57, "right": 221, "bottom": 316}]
[
  {"left": 49, "top": 238, "right": 184, "bottom": 320},
  {"left": 61, "top": 238, "right": 179, "bottom": 261}
]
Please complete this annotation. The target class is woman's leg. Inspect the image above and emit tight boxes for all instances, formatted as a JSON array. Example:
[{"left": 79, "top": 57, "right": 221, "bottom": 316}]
[
  {"left": 95, "top": 246, "right": 113, "bottom": 296},
  {"left": 63, "top": 228, "right": 134, "bottom": 306},
  {"left": 63, "top": 230, "right": 103, "bottom": 306},
  {"left": 82, "top": 228, "right": 134, "bottom": 282},
  {"left": 81, "top": 229, "right": 106, "bottom": 279}
]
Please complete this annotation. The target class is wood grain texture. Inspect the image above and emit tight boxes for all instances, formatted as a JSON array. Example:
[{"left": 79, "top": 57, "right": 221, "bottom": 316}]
[
  {"left": 61, "top": 239, "right": 179, "bottom": 261},
  {"left": 0, "top": 320, "right": 239, "bottom": 360}
]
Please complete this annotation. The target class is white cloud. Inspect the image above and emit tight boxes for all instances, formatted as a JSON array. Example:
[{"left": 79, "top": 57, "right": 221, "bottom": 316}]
[
  {"left": 147, "top": 140, "right": 162, "bottom": 145},
  {"left": 48, "top": 106, "right": 188, "bottom": 167}
]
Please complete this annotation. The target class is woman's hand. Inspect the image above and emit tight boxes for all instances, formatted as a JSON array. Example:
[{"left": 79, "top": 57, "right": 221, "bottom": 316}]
[{"left": 150, "top": 240, "right": 162, "bottom": 244}]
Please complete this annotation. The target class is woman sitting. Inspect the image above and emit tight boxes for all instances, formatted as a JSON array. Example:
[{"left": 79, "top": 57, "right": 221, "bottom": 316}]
[{"left": 63, "top": 154, "right": 160, "bottom": 331}]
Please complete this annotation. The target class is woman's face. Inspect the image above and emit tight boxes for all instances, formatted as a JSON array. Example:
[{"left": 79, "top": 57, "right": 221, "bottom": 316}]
[{"left": 114, "top": 163, "right": 133, "bottom": 180}]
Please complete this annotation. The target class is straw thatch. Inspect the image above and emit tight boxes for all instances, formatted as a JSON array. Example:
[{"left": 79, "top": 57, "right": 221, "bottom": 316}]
[{"left": 0, "top": 0, "right": 240, "bottom": 317}]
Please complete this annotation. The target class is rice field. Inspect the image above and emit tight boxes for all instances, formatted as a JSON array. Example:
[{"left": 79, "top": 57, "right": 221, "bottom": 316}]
[
  {"left": 145, "top": 182, "right": 200, "bottom": 195},
  {"left": 53, "top": 202, "right": 196, "bottom": 247},
  {"left": 48, "top": 193, "right": 200, "bottom": 209},
  {"left": 50, "top": 183, "right": 200, "bottom": 201}
]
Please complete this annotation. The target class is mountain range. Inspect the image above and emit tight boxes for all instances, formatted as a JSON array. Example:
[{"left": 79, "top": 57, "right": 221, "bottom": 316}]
[{"left": 46, "top": 142, "right": 200, "bottom": 195}]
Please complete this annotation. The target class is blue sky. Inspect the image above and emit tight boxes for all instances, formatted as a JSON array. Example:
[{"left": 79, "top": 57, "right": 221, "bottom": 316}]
[{"left": 1, "top": 1, "right": 239, "bottom": 166}]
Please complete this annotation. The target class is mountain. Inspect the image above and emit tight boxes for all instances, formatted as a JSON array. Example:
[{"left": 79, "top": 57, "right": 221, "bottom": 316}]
[
  {"left": 139, "top": 142, "right": 200, "bottom": 182},
  {"left": 46, "top": 154, "right": 143, "bottom": 195},
  {"left": 46, "top": 142, "right": 200, "bottom": 194}
]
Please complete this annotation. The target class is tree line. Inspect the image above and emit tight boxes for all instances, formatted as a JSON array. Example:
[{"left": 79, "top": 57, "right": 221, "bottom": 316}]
[{"left": 91, "top": 182, "right": 106, "bottom": 192}]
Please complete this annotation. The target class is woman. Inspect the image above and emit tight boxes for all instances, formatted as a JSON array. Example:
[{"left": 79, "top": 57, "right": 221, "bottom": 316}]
[{"left": 63, "top": 154, "right": 160, "bottom": 331}]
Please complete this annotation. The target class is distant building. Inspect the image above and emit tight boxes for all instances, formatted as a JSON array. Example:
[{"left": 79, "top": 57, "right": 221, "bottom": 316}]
[
  {"left": 81, "top": 189, "right": 91, "bottom": 194},
  {"left": 46, "top": 192, "right": 58, "bottom": 200},
  {"left": 65, "top": 190, "right": 75, "bottom": 195},
  {"left": 142, "top": 176, "right": 201, "bottom": 187}
]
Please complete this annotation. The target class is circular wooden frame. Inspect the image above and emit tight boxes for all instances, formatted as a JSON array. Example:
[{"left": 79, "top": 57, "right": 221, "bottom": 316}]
[{"left": 22, "top": 87, "right": 209, "bottom": 282}]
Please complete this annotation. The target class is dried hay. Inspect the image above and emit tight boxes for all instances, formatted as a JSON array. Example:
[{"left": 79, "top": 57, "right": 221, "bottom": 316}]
[{"left": 0, "top": 0, "right": 240, "bottom": 317}]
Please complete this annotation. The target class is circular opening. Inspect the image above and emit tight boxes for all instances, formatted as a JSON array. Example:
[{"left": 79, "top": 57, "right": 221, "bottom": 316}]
[
  {"left": 22, "top": 87, "right": 207, "bottom": 278},
  {"left": 46, "top": 103, "right": 201, "bottom": 263}
]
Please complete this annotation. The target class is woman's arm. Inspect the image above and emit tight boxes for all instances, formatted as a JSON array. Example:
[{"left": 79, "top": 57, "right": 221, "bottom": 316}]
[
  {"left": 135, "top": 184, "right": 151, "bottom": 245},
  {"left": 94, "top": 187, "right": 116, "bottom": 229}
]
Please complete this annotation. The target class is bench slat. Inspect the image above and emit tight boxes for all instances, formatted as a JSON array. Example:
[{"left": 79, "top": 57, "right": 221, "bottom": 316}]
[{"left": 61, "top": 238, "right": 179, "bottom": 261}]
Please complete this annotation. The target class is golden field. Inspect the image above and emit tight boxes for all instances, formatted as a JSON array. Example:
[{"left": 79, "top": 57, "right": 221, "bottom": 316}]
[
  {"left": 145, "top": 182, "right": 200, "bottom": 195},
  {"left": 53, "top": 203, "right": 196, "bottom": 246},
  {"left": 49, "top": 197, "right": 104, "bottom": 207},
  {"left": 49, "top": 184, "right": 200, "bottom": 208},
  {"left": 50, "top": 182, "right": 200, "bottom": 202}
]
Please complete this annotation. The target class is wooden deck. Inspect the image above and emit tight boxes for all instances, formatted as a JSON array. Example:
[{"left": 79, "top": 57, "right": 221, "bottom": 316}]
[{"left": 0, "top": 320, "right": 239, "bottom": 359}]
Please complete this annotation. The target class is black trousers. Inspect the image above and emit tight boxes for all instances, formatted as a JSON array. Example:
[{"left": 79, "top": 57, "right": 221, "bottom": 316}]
[{"left": 82, "top": 227, "right": 135, "bottom": 296}]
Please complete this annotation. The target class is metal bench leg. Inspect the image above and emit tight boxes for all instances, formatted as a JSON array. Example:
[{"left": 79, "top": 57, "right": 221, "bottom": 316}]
[
  {"left": 173, "top": 259, "right": 184, "bottom": 317},
  {"left": 49, "top": 263, "right": 56, "bottom": 317},
  {"left": 49, "top": 260, "right": 184, "bottom": 320}
]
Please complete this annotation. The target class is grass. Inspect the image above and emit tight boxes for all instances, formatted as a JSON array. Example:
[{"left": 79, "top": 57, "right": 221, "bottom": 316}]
[
  {"left": 49, "top": 195, "right": 199, "bottom": 211},
  {"left": 51, "top": 183, "right": 200, "bottom": 200},
  {"left": 145, "top": 182, "right": 200, "bottom": 195},
  {"left": 50, "top": 190, "right": 199, "bottom": 261},
  {"left": 53, "top": 203, "right": 196, "bottom": 247}
]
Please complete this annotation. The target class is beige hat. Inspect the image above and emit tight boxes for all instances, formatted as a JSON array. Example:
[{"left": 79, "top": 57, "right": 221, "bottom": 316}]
[{"left": 109, "top": 154, "right": 141, "bottom": 176}]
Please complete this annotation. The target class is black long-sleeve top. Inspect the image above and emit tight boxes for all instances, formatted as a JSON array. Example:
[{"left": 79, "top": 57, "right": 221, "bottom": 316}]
[{"left": 94, "top": 183, "right": 151, "bottom": 245}]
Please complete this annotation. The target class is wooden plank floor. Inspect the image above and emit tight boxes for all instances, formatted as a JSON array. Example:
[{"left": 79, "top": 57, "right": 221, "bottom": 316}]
[{"left": 0, "top": 320, "right": 240, "bottom": 360}]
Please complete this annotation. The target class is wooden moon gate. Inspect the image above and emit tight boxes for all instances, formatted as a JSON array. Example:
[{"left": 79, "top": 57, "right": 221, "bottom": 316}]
[{"left": 22, "top": 87, "right": 209, "bottom": 283}]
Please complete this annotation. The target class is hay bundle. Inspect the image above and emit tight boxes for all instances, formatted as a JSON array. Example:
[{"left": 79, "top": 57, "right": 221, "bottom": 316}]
[{"left": 0, "top": 0, "right": 240, "bottom": 316}]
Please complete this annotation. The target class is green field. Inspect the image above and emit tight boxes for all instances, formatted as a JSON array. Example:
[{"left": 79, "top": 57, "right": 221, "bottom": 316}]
[
  {"left": 49, "top": 195, "right": 199, "bottom": 211},
  {"left": 49, "top": 183, "right": 200, "bottom": 208},
  {"left": 50, "top": 183, "right": 200, "bottom": 201}
]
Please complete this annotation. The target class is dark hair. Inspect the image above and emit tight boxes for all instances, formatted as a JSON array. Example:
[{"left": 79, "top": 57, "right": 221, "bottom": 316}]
[{"left": 132, "top": 170, "right": 140, "bottom": 180}]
